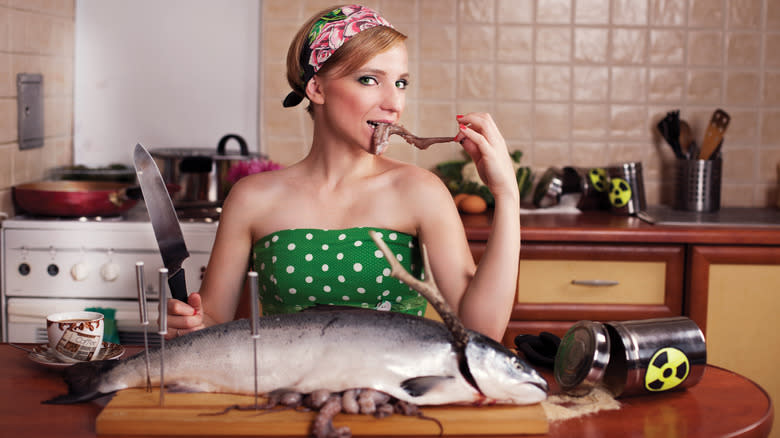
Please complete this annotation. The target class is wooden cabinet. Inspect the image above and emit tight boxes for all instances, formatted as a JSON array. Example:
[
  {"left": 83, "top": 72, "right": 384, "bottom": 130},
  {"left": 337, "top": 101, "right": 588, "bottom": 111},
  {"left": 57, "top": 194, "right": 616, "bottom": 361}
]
[{"left": 686, "top": 245, "right": 780, "bottom": 438}]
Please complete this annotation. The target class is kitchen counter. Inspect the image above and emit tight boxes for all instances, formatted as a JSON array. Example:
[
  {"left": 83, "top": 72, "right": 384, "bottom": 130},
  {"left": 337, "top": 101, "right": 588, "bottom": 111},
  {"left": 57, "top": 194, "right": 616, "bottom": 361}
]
[
  {"left": 462, "top": 208, "right": 780, "bottom": 245},
  {"left": 1, "top": 344, "right": 772, "bottom": 437}
]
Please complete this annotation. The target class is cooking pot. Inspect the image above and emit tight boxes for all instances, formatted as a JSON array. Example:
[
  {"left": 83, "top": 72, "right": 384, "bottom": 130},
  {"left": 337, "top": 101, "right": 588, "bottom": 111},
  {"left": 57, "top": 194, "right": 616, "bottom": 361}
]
[
  {"left": 13, "top": 181, "right": 143, "bottom": 217},
  {"left": 150, "top": 134, "right": 263, "bottom": 207}
]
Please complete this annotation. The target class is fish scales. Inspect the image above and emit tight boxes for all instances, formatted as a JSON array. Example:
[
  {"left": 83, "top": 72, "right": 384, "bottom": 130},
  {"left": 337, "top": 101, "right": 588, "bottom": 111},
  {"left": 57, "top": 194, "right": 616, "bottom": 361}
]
[{"left": 49, "top": 308, "right": 547, "bottom": 406}]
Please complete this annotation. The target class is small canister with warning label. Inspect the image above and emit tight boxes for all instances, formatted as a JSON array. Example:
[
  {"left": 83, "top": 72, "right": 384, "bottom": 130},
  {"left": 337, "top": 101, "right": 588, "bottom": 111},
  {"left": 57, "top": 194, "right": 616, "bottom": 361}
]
[{"left": 554, "top": 317, "right": 706, "bottom": 397}]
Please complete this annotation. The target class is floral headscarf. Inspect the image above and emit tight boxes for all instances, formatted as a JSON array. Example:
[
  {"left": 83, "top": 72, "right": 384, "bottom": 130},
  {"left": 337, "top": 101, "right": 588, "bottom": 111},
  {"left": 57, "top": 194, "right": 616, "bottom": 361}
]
[{"left": 283, "top": 5, "right": 394, "bottom": 107}]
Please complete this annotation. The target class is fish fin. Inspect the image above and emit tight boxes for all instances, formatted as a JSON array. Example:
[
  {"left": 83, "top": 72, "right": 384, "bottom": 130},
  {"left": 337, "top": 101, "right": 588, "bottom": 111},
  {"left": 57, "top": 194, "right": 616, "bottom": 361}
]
[
  {"left": 43, "top": 360, "right": 120, "bottom": 404},
  {"left": 401, "top": 376, "right": 454, "bottom": 397}
]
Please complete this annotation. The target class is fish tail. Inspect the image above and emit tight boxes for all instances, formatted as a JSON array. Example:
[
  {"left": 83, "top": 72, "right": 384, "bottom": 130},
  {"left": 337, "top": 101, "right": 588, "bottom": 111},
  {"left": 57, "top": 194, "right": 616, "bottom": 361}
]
[{"left": 43, "top": 360, "right": 121, "bottom": 404}]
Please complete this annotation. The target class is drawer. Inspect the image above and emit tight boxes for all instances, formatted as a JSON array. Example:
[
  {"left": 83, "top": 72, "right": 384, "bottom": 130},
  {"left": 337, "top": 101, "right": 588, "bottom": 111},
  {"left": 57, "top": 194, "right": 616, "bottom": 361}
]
[{"left": 499, "top": 243, "right": 683, "bottom": 342}]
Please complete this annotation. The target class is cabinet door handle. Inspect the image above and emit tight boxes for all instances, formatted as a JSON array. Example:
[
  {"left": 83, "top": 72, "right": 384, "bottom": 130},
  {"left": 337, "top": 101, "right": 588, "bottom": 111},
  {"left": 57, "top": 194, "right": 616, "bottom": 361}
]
[{"left": 571, "top": 279, "right": 619, "bottom": 287}]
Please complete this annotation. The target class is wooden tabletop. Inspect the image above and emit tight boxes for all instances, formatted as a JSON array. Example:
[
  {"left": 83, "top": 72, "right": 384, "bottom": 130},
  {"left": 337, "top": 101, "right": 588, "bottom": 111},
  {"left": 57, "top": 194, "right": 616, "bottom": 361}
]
[{"left": 0, "top": 344, "right": 772, "bottom": 437}]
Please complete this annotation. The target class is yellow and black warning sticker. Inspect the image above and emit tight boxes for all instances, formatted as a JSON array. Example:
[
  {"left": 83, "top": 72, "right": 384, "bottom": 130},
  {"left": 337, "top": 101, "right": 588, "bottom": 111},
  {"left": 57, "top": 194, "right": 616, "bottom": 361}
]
[
  {"left": 609, "top": 178, "right": 632, "bottom": 208},
  {"left": 645, "top": 347, "right": 690, "bottom": 392}
]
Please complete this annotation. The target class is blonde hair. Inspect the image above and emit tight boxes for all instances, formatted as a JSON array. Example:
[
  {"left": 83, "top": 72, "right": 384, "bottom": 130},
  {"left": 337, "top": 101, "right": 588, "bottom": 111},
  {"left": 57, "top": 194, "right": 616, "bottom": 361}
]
[{"left": 285, "top": 5, "right": 407, "bottom": 114}]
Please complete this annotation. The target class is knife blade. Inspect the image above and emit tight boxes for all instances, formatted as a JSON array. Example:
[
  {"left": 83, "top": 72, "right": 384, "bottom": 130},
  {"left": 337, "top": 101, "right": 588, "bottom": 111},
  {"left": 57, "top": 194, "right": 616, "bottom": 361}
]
[{"left": 133, "top": 143, "right": 190, "bottom": 303}]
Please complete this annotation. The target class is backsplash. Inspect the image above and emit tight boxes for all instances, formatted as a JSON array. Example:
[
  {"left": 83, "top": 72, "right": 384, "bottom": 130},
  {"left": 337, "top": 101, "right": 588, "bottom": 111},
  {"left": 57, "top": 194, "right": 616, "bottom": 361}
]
[
  {"left": 0, "top": 0, "right": 75, "bottom": 215},
  {"left": 261, "top": 0, "right": 780, "bottom": 207}
]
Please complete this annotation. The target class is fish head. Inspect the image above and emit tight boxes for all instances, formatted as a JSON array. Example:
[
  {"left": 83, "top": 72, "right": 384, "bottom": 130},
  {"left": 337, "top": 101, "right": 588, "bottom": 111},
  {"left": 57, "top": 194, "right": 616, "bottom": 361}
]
[{"left": 465, "top": 333, "right": 548, "bottom": 404}]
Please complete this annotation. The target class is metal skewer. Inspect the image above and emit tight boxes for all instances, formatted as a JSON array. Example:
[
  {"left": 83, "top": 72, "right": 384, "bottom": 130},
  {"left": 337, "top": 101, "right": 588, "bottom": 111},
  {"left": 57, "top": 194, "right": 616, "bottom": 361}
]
[
  {"left": 248, "top": 271, "right": 260, "bottom": 410},
  {"left": 158, "top": 268, "right": 168, "bottom": 407},
  {"left": 135, "top": 262, "right": 152, "bottom": 392}
]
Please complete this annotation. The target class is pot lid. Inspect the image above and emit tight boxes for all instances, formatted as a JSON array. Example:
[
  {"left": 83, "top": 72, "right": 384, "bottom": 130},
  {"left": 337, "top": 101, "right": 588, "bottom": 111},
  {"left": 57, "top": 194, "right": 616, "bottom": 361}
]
[
  {"left": 554, "top": 320, "right": 611, "bottom": 396},
  {"left": 149, "top": 134, "right": 264, "bottom": 160}
]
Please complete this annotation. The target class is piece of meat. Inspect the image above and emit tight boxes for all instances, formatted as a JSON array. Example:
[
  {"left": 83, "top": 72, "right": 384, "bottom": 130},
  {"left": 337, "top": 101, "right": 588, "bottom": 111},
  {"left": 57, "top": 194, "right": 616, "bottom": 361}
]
[{"left": 371, "top": 123, "right": 452, "bottom": 154}]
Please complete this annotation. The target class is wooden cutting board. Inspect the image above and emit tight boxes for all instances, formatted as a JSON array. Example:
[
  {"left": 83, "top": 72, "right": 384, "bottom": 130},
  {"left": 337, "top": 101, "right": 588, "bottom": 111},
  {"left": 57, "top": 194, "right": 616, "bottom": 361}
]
[{"left": 96, "top": 389, "right": 548, "bottom": 436}]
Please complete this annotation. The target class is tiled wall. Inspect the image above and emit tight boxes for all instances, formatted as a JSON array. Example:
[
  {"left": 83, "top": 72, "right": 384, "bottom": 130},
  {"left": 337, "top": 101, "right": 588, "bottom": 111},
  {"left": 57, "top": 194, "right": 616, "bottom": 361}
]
[
  {"left": 0, "top": 0, "right": 75, "bottom": 215},
  {"left": 261, "top": 0, "right": 780, "bottom": 207}
]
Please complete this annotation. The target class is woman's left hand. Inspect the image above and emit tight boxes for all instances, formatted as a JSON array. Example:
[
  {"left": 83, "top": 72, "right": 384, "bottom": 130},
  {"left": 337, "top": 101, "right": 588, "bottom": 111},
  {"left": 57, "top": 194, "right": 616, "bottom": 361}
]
[{"left": 453, "top": 113, "right": 518, "bottom": 201}]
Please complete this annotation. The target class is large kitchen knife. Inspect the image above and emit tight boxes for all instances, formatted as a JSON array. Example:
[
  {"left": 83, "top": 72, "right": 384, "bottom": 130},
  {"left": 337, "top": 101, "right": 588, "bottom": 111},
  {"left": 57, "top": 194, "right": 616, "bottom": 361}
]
[{"left": 133, "top": 143, "right": 190, "bottom": 303}]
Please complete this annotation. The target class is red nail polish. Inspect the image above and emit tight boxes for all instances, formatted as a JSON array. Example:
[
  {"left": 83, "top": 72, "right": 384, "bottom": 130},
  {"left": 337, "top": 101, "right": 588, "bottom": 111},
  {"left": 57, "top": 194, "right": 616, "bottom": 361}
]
[
  {"left": 459, "top": 123, "right": 467, "bottom": 130},
  {"left": 456, "top": 115, "right": 464, "bottom": 119}
]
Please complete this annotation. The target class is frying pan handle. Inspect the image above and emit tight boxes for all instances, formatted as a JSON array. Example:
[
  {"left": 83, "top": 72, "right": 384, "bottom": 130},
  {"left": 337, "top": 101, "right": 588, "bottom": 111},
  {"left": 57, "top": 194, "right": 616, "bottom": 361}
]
[{"left": 216, "top": 134, "right": 248, "bottom": 156}]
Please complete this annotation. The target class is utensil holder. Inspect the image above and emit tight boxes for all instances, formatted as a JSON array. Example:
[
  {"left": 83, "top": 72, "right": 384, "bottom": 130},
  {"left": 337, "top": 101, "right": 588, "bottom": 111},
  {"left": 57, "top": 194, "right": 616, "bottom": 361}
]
[{"left": 675, "top": 159, "right": 721, "bottom": 212}]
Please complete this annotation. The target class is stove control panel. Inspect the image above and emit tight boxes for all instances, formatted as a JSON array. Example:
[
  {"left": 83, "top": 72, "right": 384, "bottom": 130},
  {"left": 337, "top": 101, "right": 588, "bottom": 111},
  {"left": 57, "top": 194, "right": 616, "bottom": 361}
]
[{"left": 2, "top": 225, "right": 216, "bottom": 300}]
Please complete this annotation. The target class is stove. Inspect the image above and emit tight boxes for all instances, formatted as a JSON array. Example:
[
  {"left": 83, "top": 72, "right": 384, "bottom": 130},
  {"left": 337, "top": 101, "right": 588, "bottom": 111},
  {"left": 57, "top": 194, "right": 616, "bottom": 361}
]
[{"left": 0, "top": 204, "right": 218, "bottom": 343}]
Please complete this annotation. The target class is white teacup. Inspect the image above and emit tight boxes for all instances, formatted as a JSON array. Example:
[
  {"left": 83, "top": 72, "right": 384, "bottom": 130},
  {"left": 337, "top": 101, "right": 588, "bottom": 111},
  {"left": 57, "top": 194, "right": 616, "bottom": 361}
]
[{"left": 46, "top": 311, "right": 105, "bottom": 363}]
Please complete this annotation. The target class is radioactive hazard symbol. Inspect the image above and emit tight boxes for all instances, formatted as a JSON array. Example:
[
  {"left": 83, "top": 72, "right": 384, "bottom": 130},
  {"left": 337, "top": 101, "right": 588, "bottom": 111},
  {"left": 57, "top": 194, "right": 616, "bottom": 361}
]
[
  {"left": 609, "top": 178, "right": 632, "bottom": 208},
  {"left": 645, "top": 347, "right": 690, "bottom": 392},
  {"left": 588, "top": 168, "right": 609, "bottom": 192}
]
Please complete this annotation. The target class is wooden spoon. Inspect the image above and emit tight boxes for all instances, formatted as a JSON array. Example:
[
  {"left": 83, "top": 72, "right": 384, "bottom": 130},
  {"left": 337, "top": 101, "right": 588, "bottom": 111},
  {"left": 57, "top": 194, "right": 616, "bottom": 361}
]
[{"left": 679, "top": 120, "right": 693, "bottom": 159}]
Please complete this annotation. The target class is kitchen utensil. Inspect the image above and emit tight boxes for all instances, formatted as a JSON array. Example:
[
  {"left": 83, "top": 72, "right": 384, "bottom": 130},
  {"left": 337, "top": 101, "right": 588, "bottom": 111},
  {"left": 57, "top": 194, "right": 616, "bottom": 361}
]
[
  {"left": 679, "top": 120, "right": 693, "bottom": 159},
  {"left": 135, "top": 262, "right": 152, "bottom": 392},
  {"left": 150, "top": 134, "right": 264, "bottom": 207},
  {"left": 49, "top": 164, "right": 136, "bottom": 183},
  {"left": 698, "top": 109, "right": 730, "bottom": 160},
  {"left": 675, "top": 159, "right": 722, "bottom": 212},
  {"left": 134, "top": 143, "right": 190, "bottom": 303},
  {"left": 555, "top": 317, "right": 706, "bottom": 398},
  {"left": 12, "top": 181, "right": 142, "bottom": 217},
  {"left": 563, "top": 166, "right": 611, "bottom": 211},
  {"left": 158, "top": 268, "right": 168, "bottom": 407},
  {"left": 657, "top": 111, "right": 686, "bottom": 159},
  {"left": 249, "top": 271, "right": 260, "bottom": 410},
  {"left": 532, "top": 168, "right": 565, "bottom": 208}
]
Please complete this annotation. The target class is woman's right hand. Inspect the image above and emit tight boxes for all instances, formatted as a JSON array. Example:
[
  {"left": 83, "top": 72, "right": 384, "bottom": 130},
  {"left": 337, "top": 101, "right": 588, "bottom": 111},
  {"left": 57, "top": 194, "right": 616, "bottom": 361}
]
[{"left": 165, "top": 292, "right": 205, "bottom": 339}]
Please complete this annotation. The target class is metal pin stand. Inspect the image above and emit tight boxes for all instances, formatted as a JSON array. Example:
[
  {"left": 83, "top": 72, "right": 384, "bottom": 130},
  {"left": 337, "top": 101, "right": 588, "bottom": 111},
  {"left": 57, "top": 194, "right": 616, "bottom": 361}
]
[
  {"left": 248, "top": 271, "right": 260, "bottom": 410},
  {"left": 134, "top": 262, "right": 152, "bottom": 392},
  {"left": 158, "top": 268, "right": 169, "bottom": 407}
]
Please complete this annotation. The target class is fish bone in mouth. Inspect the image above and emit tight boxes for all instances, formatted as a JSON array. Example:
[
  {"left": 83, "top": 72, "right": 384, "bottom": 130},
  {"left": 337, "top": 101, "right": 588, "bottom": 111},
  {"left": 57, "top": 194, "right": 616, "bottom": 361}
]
[{"left": 370, "top": 122, "right": 454, "bottom": 155}]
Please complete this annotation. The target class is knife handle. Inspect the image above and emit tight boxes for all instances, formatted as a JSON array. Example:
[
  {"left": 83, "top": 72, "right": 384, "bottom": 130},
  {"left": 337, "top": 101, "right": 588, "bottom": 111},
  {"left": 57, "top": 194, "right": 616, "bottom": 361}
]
[{"left": 168, "top": 268, "right": 188, "bottom": 303}]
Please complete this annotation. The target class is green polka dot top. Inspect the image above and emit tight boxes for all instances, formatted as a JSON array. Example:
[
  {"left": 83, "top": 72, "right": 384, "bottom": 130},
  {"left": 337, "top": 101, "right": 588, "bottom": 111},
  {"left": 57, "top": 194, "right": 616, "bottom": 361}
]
[{"left": 252, "top": 228, "right": 427, "bottom": 316}]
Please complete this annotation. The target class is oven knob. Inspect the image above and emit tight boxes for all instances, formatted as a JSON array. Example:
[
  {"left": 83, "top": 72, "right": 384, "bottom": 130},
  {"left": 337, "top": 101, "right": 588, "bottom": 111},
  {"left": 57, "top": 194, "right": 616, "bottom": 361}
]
[
  {"left": 47, "top": 264, "right": 59, "bottom": 276},
  {"left": 101, "top": 262, "right": 120, "bottom": 282},
  {"left": 18, "top": 263, "right": 31, "bottom": 276},
  {"left": 70, "top": 263, "right": 90, "bottom": 281}
]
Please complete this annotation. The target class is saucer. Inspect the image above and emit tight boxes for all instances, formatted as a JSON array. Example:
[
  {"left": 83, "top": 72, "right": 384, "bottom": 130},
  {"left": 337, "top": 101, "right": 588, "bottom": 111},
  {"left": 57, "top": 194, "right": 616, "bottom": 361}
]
[{"left": 29, "top": 342, "right": 125, "bottom": 369}]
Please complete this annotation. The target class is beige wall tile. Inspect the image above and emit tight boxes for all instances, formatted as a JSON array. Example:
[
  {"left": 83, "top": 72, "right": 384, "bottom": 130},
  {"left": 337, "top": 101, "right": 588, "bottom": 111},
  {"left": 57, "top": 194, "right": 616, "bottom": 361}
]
[
  {"left": 0, "top": 52, "right": 11, "bottom": 97},
  {"left": 458, "top": 24, "right": 495, "bottom": 61},
  {"left": 721, "top": 184, "right": 755, "bottom": 207},
  {"left": 418, "top": 62, "right": 457, "bottom": 99},
  {"left": 0, "top": 7, "right": 8, "bottom": 52},
  {"left": 723, "top": 147, "right": 757, "bottom": 182},
  {"left": 497, "top": 25, "right": 533, "bottom": 62},
  {"left": 611, "top": 29, "right": 647, "bottom": 64},
  {"left": 764, "top": 72, "right": 780, "bottom": 105},
  {"left": 497, "top": 0, "right": 533, "bottom": 24},
  {"left": 419, "top": 23, "right": 456, "bottom": 61},
  {"left": 573, "top": 66, "right": 608, "bottom": 101},
  {"left": 420, "top": 0, "right": 457, "bottom": 23},
  {"left": 649, "top": 30, "right": 685, "bottom": 65},
  {"left": 611, "top": 67, "right": 647, "bottom": 102},
  {"left": 574, "top": 28, "right": 608, "bottom": 63},
  {"left": 765, "top": 33, "right": 780, "bottom": 68},
  {"left": 759, "top": 148, "right": 780, "bottom": 183},
  {"left": 534, "top": 103, "right": 570, "bottom": 140},
  {"left": 535, "top": 27, "right": 571, "bottom": 62},
  {"left": 0, "top": 144, "right": 13, "bottom": 186},
  {"left": 726, "top": 32, "right": 761, "bottom": 67},
  {"left": 688, "top": 31, "right": 724, "bottom": 66},
  {"left": 689, "top": 0, "right": 724, "bottom": 27},
  {"left": 726, "top": 71, "right": 760, "bottom": 105},
  {"left": 378, "top": 0, "right": 418, "bottom": 23},
  {"left": 768, "top": 0, "right": 780, "bottom": 29},
  {"left": 0, "top": 188, "right": 13, "bottom": 216},
  {"left": 727, "top": 0, "right": 763, "bottom": 28},
  {"left": 533, "top": 142, "right": 571, "bottom": 167},
  {"left": 613, "top": 0, "right": 648, "bottom": 25},
  {"left": 460, "top": 0, "right": 495, "bottom": 23},
  {"left": 263, "top": 0, "right": 302, "bottom": 21},
  {"left": 0, "top": 98, "right": 15, "bottom": 143},
  {"left": 761, "top": 110, "right": 780, "bottom": 145},
  {"left": 494, "top": 102, "right": 532, "bottom": 141},
  {"left": 648, "top": 68, "right": 684, "bottom": 103},
  {"left": 458, "top": 63, "right": 494, "bottom": 99},
  {"left": 686, "top": 70, "right": 723, "bottom": 104},
  {"left": 573, "top": 104, "right": 609, "bottom": 139},
  {"left": 725, "top": 109, "right": 759, "bottom": 145},
  {"left": 610, "top": 106, "right": 648, "bottom": 141},
  {"left": 262, "top": 21, "right": 301, "bottom": 66},
  {"left": 495, "top": 64, "right": 532, "bottom": 101},
  {"left": 536, "top": 0, "right": 571, "bottom": 24},
  {"left": 570, "top": 142, "right": 609, "bottom": 166},
  {"left": 649, "top": 0, "right": 686, "bottom": 26},
  {"left": 535, "top": 65, "right": 570, "bottom": 101},
  {"left": 575, "top": 0, "right": 609, "bottom": 24}
]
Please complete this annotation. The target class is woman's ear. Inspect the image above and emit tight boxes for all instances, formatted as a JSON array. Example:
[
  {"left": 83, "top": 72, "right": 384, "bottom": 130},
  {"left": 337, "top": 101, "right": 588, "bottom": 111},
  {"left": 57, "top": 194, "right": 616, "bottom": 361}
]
[{"left": 306, "top": 76, "right": 325, "bottom": 105}]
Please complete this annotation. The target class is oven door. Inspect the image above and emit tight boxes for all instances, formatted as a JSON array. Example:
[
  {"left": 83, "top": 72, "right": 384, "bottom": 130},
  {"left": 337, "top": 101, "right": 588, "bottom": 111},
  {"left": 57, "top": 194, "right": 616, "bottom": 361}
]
[{"left": 6, "top": 297, "right": 159, "bottom": 344}]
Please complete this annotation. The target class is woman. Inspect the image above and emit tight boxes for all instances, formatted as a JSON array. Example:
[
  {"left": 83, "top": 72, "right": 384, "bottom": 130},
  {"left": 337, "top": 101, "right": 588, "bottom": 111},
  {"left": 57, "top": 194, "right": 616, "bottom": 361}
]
[{"left": 166, "top": 5, "right": 520, "bottom": 342}]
